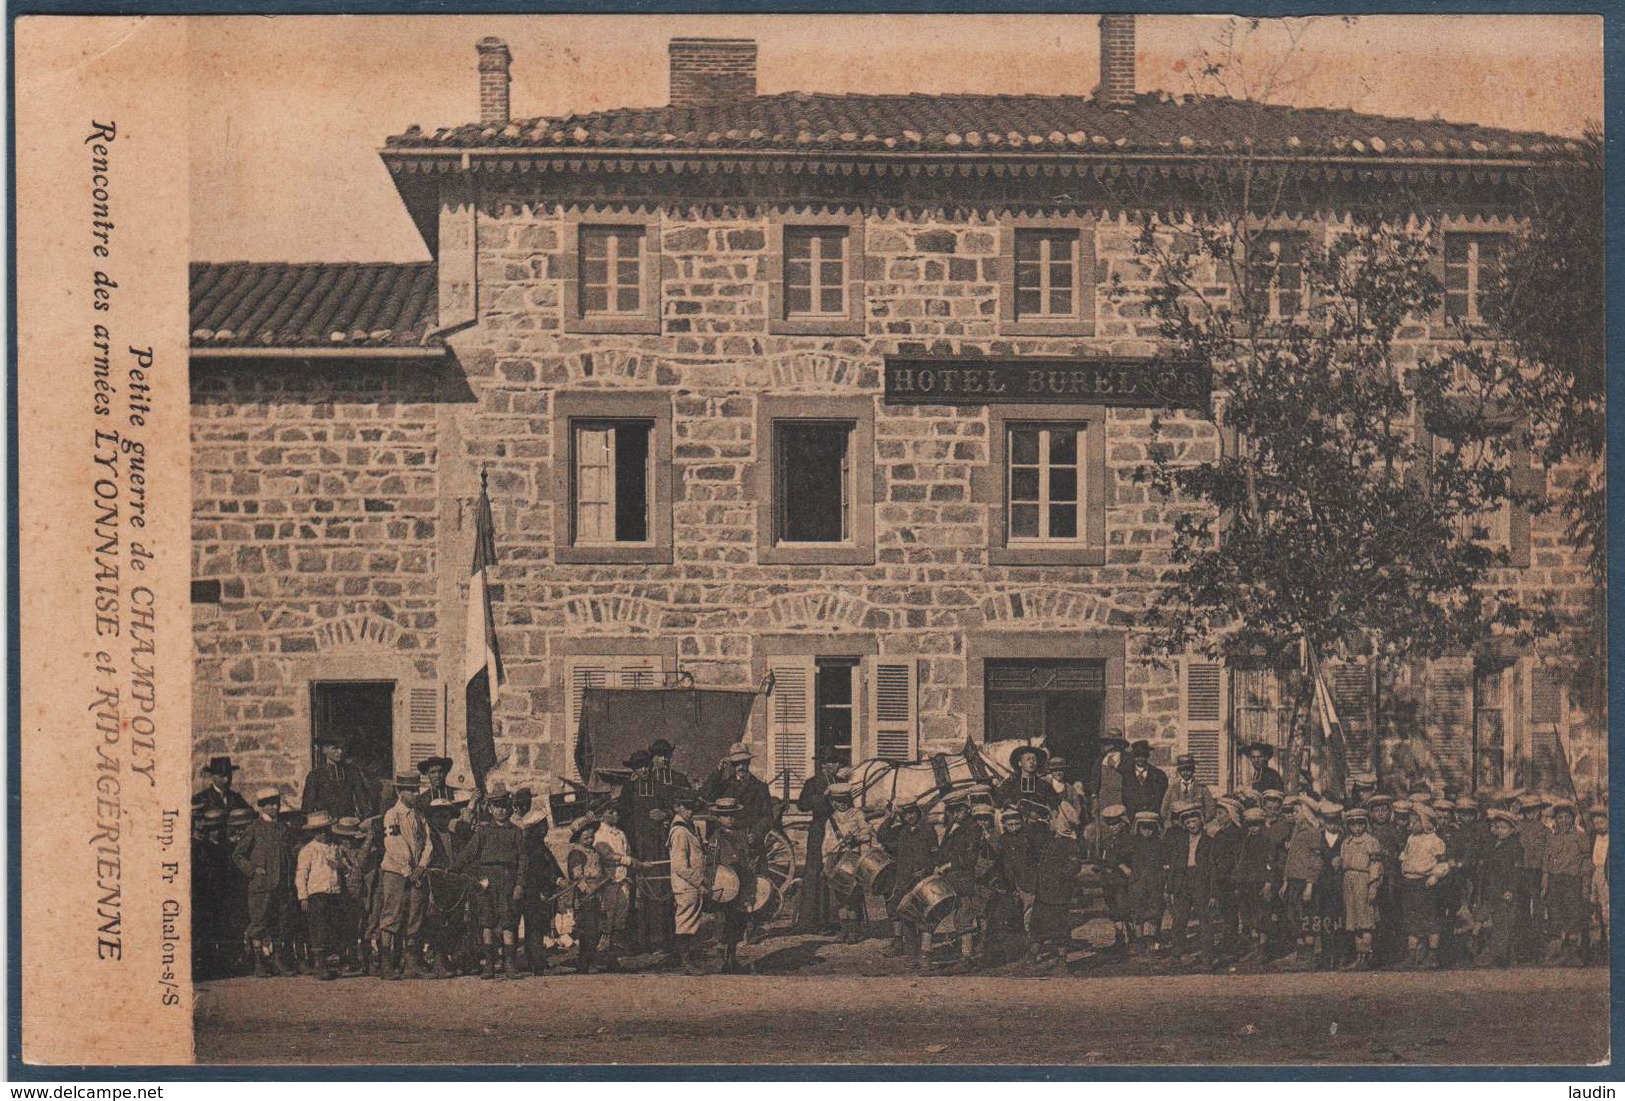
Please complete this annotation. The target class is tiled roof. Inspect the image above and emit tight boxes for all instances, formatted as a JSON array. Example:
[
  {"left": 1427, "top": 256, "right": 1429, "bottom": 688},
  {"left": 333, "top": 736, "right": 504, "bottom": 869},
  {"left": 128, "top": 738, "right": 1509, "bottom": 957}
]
[
  {"left": 384, "top": 91, "right": 1577, "bottom": 161},
  {"left": 190, "top": 262, "right": 440, "bottom": 351}
]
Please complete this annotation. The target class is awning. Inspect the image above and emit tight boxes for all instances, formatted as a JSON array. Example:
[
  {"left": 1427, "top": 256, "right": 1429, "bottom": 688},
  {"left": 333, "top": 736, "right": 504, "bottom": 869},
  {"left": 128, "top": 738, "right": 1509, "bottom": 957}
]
[{"left": 576, "top": 687, "right": 758, "bottom": 783}]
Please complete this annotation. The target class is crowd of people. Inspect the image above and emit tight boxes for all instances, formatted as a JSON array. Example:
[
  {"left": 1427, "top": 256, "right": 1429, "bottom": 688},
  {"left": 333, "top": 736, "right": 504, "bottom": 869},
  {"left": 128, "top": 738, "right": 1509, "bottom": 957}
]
[{"left": 192, "top": 729, "right": 1610, "bottom": 981}]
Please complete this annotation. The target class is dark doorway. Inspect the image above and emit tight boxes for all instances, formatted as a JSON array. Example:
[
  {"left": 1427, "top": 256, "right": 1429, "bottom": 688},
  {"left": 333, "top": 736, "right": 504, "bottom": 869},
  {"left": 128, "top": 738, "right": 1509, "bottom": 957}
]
[
  {"left": 311, "top": 681, "right": 394, "bottom": 783},
  {"left": 984, "top": 659, "right": 1106, "bottom": 783}
]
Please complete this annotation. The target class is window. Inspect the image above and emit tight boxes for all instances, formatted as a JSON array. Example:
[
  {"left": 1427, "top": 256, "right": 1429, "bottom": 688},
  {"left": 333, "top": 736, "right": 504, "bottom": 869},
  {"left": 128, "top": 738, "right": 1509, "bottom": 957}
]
[
  {"left": 562, "top": 211, "right": 662, "bottom": 335},
  {"left": 978, "top": 404, "right": 1105, "bottom": 565},
  {"left": 571, "top": 421, "right": 650, "bottom": 545},
  {"left": 1014, "top": 230, "right": 1078, "bottom": 319},
  {"left": 768, "top": 214, "right": 866, "bottom": 335},
  {"left": 760, "top": 645, "right": 917, "bottom": 784},
  {"left": 1443, "top": 233, "right": 1505, "bottom": 324},
  {"left": 552, "top": 392, "right": 672, "bottom": 564},
  {"left": 1008, "top": 423, "right": 1086, "bottom": 543},
  {"left": 999, "top": 219, "right": 1096, "bottom": 336},
  {"left": 579, "top": 226, "right": 645, "bottom": 316},
  {"left": 1248, "top": 231, "right": 1307, "bottom": 320},
  {"left": 756, "top": 396, "right": 876, "bottom": 565},
  {"left": 815, "top": 657, "right": 861, "bottom": 764},
  {"left": 785, "top": 228, "right": 848, "bottom": 317},
  {"left": 776, "top": 421, "right": 852, "bottom": 544}
]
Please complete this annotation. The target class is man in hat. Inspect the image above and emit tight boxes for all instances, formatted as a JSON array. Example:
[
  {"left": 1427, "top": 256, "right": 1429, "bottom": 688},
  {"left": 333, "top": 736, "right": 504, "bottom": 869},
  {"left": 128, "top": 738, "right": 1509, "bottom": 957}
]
[
  {"left": 191, "top": 807, "right": 232, "bottom": 979},
  {"left": 301, "top": 735, "right": 379, "bottom": 821},
  {"left": 617, "top": 749, "right": 673, "bottom": 954},
  {"left": 1161, "top": 754, "right": 1215, "bottom": 828},
  {"left": 1542, "top": 800, "right": 1589, "bottom": 965},
  {"left": 1119, "top": 741, "right": 1169, "bottom": 819},
  {"left": 453, "top": 787, "right": 528, "bottom": 979},
  {"left": 376, "top": 775, "right": 433, "bottom": 980},
  {"left": 666, "top": 792, "right": 707, "bottom": 974},
  {"left": 513, "top": 788, "right": 564, "bottom": 975},
  {"left": 1092, "top": 733, "right": 1128, "bottom": 828},
  {"left": 195, "top": 757, "right": 251, "bottom": 816},
  {"left": 878, "top": 799, "right": 938, "bottom": 966},
  {"left": 998, "top": 744, "right": 1058, "bottom": 809},
  {"left": 294, "top": 812, "right": 346, "bottom": 980},
  {"left": 702, "top": 742, "right": 775, "bottom": 839},
  {"left": 796, "top": 747, "right": 847, "bottom": 933},
  {"left": 1242, "top": 743, "right": 1285, "bottom": 794},
  {"left": 710, "top": 797, "right": 757, "bottom": 972},
  {"left": 1475, "top": 808, "right": 1525, "bottom": 968},
  {"left": 234, "top": 786, "right": 297, "bottom": 977},
  {"left": 417, "top": 757, "right": 455, "bottom": 803}
]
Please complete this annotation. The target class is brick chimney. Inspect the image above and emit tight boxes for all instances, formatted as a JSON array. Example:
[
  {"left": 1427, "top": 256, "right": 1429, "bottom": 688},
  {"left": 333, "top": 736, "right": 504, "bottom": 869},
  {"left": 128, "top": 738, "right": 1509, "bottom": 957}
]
[
  {"left": 477, "top": 37, "right": 511, "bottom": 126},
  {"left": 1097, "top": 14, "right": 1136, "bottom": 109},
  {"left": 669, "top": 38, "right": 757, "bottom": 107}
]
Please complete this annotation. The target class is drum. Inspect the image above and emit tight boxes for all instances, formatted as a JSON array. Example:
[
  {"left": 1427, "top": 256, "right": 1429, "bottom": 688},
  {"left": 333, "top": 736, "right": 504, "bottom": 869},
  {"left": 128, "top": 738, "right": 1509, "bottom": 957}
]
[
  {"left": 897, "top": 874, "right": 959, "bottom": 927},
  {"left": 827, "top": 849, "right": 863, "bottom": 896},
  {"left": 857, "top": 848, "right": 896, "bottom": 898},
  {"left": 709, "top": 864, "right": 741, "bottom": 905},
  {"left": 742, "top": 875, "right": 780, "bottom": 920}
]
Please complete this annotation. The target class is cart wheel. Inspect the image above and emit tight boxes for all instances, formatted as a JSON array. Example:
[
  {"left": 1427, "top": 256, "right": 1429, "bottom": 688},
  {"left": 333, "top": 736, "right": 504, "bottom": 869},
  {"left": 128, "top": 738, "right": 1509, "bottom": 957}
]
[{"left": 759, "top": 826, "right": 798, "bottom": 895}]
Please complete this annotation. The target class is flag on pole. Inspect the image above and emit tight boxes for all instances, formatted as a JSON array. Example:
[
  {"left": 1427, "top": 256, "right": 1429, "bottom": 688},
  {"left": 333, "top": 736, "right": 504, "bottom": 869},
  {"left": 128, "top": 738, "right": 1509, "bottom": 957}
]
[
  {"left": 465, "top": 469, "right": 503, "bottom": 790},
  {"left": 1309, "top": 652, "right": 1350, "bottom": 800}
]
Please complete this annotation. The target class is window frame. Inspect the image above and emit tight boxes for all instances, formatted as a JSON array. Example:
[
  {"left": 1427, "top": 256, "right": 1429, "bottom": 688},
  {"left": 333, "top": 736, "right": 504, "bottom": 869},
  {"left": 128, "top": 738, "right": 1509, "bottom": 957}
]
[
  {"left": 551, "top": 391, "right": 673, "bottom": 565},
  {"left": 998, "top": 216, "right": 1097, "bottom": 337},
  {"left": 767, "top": 211, "right": 866, "bottom": 336},
  {"left": 976, "top": 403, "right": 1107, "bottom": 565},
  {"left": 1440, "top": 230, "right": 1507, "bottom": 327},
  {"left": 1245, "top": 229, "right": 1310, "bottom": 321},
  {"left": 562, "top": 210, "right": 663, "bottom": 335},
  {"left": 1428, "top": 219, "right": 1517, "bottom": 338},
  {"left": 754, "top": 394, "right": 876, "bottom": 566}
]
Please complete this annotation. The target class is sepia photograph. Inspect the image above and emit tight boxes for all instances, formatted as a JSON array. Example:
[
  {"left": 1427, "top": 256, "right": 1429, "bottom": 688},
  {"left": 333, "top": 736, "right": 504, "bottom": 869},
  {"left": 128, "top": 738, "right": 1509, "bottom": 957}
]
[{"left": 24, "top": 8, "right": 1612, "bottom": 1070}]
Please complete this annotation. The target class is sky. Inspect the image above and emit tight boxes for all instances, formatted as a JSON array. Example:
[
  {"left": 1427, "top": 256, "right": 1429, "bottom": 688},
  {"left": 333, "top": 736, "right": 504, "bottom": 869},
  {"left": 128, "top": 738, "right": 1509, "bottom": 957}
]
[{"left": 188, "top": 14, "right": 1603, "bottom": 263}]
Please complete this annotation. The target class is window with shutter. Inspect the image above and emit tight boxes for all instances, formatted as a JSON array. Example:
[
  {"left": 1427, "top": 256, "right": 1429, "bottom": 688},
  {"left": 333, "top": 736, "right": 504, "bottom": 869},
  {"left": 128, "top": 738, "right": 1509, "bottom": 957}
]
[
  {"left": 564, "top": 655, "right": 662, "bottom": 780},
  {"left": 1330, "top": 660, "right": 1375, "bottom": 770},
  {"left": 1424, "top": 659, "right": 1475, "bottom": 789},
  {"left": 1181, "top": 658, "right": 1226, "bottom": 789},
  {"left": 868, "top": 658, "right": 919, "bottom": 762},
  {"left": 1525, "top": 663, "right": 1570, "bottom": 793},
  {"left": 765, "top": 657, "right": 817, "bottom": 790}
]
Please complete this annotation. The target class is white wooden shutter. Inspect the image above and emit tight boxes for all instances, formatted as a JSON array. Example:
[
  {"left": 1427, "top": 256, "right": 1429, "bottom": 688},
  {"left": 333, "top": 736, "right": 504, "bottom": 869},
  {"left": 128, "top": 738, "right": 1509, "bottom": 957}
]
[
  {"left": 1181, "top": 657, "right": 1227, "bottom": 790},
  {"left": 1424, "top": 657, "right": 1475, "bottom": 790},
  {"left": 868, "top": 658, "right": 918, "bottom": 762},
  {"left": 765, "top": 656, "right": 816, "bottom": 791},
  {"left": 406, "top": 685, "right": 442, "bottom": 766},
  {"left": 564, "top": 655, "right": 661, "bottom": 780},
  {"left": 1329, "top": 659, "right": 1375, "bottom": 775}
]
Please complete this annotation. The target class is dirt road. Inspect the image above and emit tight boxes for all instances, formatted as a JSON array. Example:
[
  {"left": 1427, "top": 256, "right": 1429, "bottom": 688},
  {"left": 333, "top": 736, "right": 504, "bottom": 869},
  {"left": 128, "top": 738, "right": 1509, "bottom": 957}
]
[{"left": 196, "top": 962, "right": 1608, "bottom": 1066}]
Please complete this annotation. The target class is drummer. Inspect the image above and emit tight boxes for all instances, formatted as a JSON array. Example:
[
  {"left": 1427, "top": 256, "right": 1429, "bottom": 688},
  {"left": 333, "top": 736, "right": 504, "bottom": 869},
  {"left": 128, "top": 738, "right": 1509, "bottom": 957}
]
[
  {"left": 709, "top": 797, "right": 756, "bottom": 974},
  {"left": 824, "top": 780, "right": 877, "bottom": 945},
  {"left": 701, "top": 742, "right": 775, "bottom": 842},
  {"left": 878, "top": 800, "right": 938, "bottom": 966},
  {"left": 934, "top": 790, "right": 993, "bottom": 973},
  {"left": 998, "top": 745, "right": 1059, "bottom": 809}
]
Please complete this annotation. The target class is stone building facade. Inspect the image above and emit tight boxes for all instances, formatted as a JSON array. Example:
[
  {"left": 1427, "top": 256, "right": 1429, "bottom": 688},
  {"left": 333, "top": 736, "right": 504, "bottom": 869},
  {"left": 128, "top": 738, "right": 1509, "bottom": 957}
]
[{"left": 191, "top": 21, "right": 1604, "bottom": 806}]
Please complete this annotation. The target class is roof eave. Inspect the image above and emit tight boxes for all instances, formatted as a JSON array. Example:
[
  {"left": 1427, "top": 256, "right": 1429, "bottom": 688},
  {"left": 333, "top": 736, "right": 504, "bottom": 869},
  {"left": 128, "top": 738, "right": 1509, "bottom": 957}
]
[{"left": 189, "top": 345, "right": 447, "bottom": 360}]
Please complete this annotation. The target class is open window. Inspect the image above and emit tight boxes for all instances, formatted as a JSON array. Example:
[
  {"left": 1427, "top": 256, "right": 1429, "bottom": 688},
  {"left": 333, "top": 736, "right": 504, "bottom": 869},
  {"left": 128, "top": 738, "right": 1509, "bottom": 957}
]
[
  {"left": 756, "top": 395, "right": 875, "bottom": 565},
  {"left": 553, "top": 392, "right": 672, "bottom": 564}
]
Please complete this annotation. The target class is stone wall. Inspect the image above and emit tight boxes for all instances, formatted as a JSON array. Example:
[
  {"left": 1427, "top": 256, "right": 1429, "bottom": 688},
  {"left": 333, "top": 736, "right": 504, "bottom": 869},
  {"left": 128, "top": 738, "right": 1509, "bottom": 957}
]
[{"left": 190, "top": 191, "right": 1604, "bottom": 800}]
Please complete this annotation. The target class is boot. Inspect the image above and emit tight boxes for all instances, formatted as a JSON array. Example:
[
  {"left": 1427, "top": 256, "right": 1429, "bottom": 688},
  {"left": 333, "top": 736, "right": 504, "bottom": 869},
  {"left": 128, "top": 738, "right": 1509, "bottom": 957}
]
[
  {"left": 379, "top": 937, "right": 402, "bottom": 981},
  {"left": 251, "top": 945, "right": 273, "bottom": 978},
  {"left": 502, "top": 943, "right": 525, "bottom": 979},
  {"left": 479, "top": 945, "right": 497, "bottom": 980},
  {"left": 883, "top": 924, "right": 907, "bottom": 957},
  {"left": 401, "top": 942, "right": 428, "bottom": 979}
]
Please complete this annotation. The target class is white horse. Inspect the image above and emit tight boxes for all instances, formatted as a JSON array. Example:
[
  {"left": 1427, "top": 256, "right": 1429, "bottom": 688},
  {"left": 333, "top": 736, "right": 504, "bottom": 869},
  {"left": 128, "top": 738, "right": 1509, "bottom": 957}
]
[{"left": 849, "top": 742, "right": 1010, "bottom": 820}]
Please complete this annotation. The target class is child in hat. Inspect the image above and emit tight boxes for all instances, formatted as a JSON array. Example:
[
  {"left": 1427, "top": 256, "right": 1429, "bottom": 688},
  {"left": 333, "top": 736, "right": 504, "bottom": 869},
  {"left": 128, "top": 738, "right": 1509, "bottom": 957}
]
[
  {"left": 1233, "top": 807, "right": 1278, "bottom": 963},
  {"left": 824, "top": 782, "right": 877, "bottom": 944},
  {"left": 1476, "top": 809, "right": 1525, "bottom": 968},
  {"left": 1027, "top": 802, "right": 1082, "bottom": 965},
  {"left": 453, "top": 789, "right": 528, "bottom": 979},
  {"left": 294, "top": 813, "right": 346, "bottom": 980},
  {"left": 1280, "top": 797, "right": 1327, "bottom": 969},
  {"left": 1125, "top": 812, "right": 1165, "bottom": 955},
  {"left": 233, "top": 787, "right": 297, "bottom": 977},
  {"left": 376, "top": 776, "right": 433, "bottom": 980},
  {"left": 1337, "top": 808, "right": 1384, "bottom": 970},
  {"left": 1398, "top": 804, "right": 1450, "bottom": 968},
  {"left": 879, "top": 800, "right": 939, "bottom": 966},
  {"left": 1542, "top": 801, "right": 1590, "bottom": 965},
  {"left": 1095, "top": 804, "right": 1133, "bottom": 956}
]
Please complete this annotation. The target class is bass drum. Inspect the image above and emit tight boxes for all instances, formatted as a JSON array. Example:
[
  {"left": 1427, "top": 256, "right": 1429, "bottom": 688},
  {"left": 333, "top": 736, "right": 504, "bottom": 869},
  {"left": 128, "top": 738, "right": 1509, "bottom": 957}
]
[
  {"left": 857, "top": 848, "right": 896, "bottom": 898},
  {"left": 709, "top": 864, "right": 741, "bottom": 905},
  {"left": 826, "top": 849, "right": 863, "bottom": 896},
  {"left": 742, "top": 876, "right": 781, "bottom": 922},
  {"left": 897, "top": 874, "right": 958, "bottom": 927}
]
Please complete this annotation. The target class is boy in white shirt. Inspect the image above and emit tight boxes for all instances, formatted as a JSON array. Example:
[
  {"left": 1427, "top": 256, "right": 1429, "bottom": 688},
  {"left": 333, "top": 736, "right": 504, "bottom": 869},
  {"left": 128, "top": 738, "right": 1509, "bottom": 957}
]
[{"left": 294, "top": 812, "right": 345, "bottom": 981}]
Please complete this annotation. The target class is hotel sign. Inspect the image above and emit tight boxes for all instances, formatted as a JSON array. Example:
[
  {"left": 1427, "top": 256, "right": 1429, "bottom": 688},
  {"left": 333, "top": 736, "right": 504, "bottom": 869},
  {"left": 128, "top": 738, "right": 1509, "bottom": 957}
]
[{"left": 883, "top": 357, "right": 1211, "bottom": 411}]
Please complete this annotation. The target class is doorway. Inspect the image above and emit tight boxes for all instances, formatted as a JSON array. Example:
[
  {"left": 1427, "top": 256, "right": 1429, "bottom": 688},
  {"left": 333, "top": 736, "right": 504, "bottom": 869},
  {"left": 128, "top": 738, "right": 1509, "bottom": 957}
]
[
  {"left": 310, "top": 681, "right": 395, "bottom": 783},
  {"left": 984, "top": 659, "right": 1105, "bottom": 783}
]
